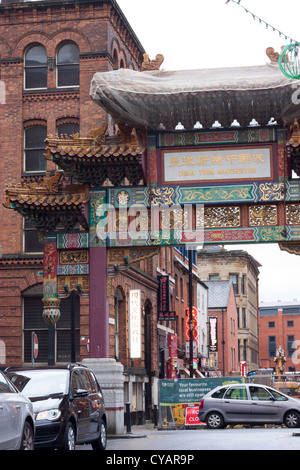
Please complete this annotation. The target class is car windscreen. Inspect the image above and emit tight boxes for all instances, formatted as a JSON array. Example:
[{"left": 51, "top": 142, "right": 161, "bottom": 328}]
[{"left": 6, "top": 370, "right": 69, "bottom": 397}]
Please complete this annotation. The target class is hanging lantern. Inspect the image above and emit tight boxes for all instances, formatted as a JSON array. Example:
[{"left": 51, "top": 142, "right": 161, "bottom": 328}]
[
  {"left": 279, "top": 42, "right": 300, "bottom": 79},
  {"left": 42, "top": 298, "right": 61, "bottom": 325}
]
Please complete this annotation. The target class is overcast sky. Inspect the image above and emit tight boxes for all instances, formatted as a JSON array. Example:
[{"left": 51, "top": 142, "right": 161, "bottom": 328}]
[{"left": 117, "top": 0, "right": 300, "bottom": 303}]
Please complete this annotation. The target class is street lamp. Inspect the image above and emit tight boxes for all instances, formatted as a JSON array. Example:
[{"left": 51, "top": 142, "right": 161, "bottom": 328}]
[{"left": 63, "top": 284, "right": 83, "bottom": 363}]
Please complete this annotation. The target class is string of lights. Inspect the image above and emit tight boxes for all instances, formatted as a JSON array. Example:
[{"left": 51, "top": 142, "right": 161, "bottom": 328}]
[{"left": 225, "top": 0, "right": 298, "bottom": 44}]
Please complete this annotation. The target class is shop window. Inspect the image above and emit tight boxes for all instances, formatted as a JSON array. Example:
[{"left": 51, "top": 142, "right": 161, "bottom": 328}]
[
  {"left": 24, "top": 45, "right": 47, "bottom": 90},
  {"left": 57, "top": 42, "right": 79, "bottom": 87},
  {"left": 24, "top": 126, "right": 47, "bottom": 172}
]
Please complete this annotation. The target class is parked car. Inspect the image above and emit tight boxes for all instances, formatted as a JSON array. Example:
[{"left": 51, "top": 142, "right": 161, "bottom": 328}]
[
  {"left": 5, "top": 364, "right": 107, "bottom": 450},
  {"left": 198, "top": 382, "right": 300, "bottom": 429},
  {"left": 0, "top": 370, "right": 35, "bottom": 450}
]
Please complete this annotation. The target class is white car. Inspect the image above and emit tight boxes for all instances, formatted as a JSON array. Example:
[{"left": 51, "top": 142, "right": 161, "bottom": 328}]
[{"left": 0, "top": 370, "right": 35, "bottom": 450}]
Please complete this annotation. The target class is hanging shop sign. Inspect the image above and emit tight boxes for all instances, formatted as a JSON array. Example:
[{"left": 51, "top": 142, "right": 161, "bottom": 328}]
[
  {"left": 209, "top": 317, "right": 218, "bottom": 352},
  {"left": 185, "top": 307, "right": 198, "bottom": 357},
  {"left": 158, "top": 275, "right": 176, "bottom": 321},
  {"left": 162, "top": 146, "right": 273, "bottom": 184},
  {"left": 129, "top": 289, "right": 141, "bottom": 358}
]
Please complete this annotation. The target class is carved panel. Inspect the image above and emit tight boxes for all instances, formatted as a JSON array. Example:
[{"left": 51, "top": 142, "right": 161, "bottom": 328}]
[
  {"left": 204, "top": 206, "right": 240, "bottom": 228},
  {"left": 249, "top": 205, "right": 277, "bottom": 226},
  {"left": 286, "top": 204, "right": 300, "bottom": 225}
]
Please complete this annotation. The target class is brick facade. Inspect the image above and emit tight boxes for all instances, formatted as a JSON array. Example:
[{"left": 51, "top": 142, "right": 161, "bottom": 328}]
[
  {"left": 198, "top": 246, "right": 260, "bottom": 373},
  {"left": 259, "top": 301, "right": 300, "bottom": 372},
  {"left": 0, "top": 0, "right": 145, "bottom": 366}
]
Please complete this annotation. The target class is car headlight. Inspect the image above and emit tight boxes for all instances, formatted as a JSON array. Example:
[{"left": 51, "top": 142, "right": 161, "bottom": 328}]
[{"left": 36, "top": 409, "right": 61, "bottom": 421}]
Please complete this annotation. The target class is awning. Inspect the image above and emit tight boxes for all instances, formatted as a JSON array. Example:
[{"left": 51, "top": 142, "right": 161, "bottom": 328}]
[{"left": 90, "top": 65, "right": 299, "bottom": 131}]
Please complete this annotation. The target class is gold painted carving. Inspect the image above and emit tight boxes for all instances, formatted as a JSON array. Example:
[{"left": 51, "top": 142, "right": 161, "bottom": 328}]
[
  {"left": 204, "top": 206, "right": 240, "bottom": 228},
  {"left": 288, "top": 119, "right": 300, "bottom": 148},
  {"left": 266, "top": 46, "right": 285, "bottom": 63},
  {"left": 249, "top": 205, "right": 277, "bottom": 226},
  {"left": 59, "top": 250, "right": 89, "bottom": 264},
  {"left": 258, "top": 183, "right": 284, "bottom": 201},
  {"left": 286, "top": 204, "right": 300, "bottom": 225},
  {"left": 141, "top": 54, "right": 164, "bottom": 71},
  {"left": 58, "top": 275, "right": 89, "bottom": 294}
]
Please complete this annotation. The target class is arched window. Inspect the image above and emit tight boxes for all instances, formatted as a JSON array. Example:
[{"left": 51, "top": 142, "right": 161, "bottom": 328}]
[
  {"left": 24, "top": 125, "right": 47, "bottom": 172},
  {"left": 24, "top": 45, "right": 47, "bottom": 89},
  {"left": 57, "top": 42, "right": 79, "bottom": 87},
  {"left": 57, "top": 122, "right": 79, "bottom": 137}
]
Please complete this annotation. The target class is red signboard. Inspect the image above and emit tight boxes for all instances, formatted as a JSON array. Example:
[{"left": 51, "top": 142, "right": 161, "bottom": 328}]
[{"left": 185, "top": 407, "right": 204, "bottom": 426}]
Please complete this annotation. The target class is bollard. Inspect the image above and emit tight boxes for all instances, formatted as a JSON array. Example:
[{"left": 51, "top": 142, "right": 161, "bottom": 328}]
[
  {"left": 153, "top": 404, "right": 158, "bottom": 427},
  {"left": 125, "top": 402, "right": 132, "bottom": 434}
]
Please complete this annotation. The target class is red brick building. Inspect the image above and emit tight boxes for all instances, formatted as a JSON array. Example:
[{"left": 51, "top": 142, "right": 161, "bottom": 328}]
[
  {"left": 205, "top": 281, "right": 239, "bottom": 375},
  {"left": 0, "top": 1, "right": 203, "bottom": 425},
  {"left": 0, "top": 0, "right": 145, "bottom": 366},
  {"left": 259, "top": 301, "right": 300, "bottom": 373}
]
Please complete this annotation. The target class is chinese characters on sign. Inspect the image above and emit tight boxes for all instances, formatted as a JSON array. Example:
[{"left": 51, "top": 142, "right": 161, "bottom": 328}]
[
  {"left": 129, "top": 289, "right": 141, "bottom": 358},
  {"left": 158, "top": 275, "right": 176, "bottom": 321},
  {"left": 163, "top": 146, "right": 272, "bottom": 183}
]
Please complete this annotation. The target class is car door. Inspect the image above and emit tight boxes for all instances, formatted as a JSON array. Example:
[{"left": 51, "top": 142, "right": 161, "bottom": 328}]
[
  {"left": 71, "top": 369, "right": 91, "bottom": 440},
  {"left": 0, "top": 373, "right": 22, "bottom": 450},
  {"left": 249, "top": 386, "right": 279, "bottom": 423},
  {"left": 221, "top": 385, "right": 252, "bottom": 423},
  {"left": 79, "top": 369, "right": 102, "bottom": 437}
]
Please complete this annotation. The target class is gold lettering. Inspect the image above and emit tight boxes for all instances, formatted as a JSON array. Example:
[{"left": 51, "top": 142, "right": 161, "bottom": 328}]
[
  {"left": 239, "top": 153, "right": 251, "bottom": 163},
  {"left": 252, "top": 153, "right": 264, "bottom": 164},
  {"left": 196, "top": 156, "right": 209, "bottom": 166},
  {"left": 169, "top": 156, "right": 181, "bottom": 167},
  {"left": 182, "top": 156, "right": 195, "bottom": 166},
  {"left": 211, "top": 155, "right": 223, "bottom": 165}
]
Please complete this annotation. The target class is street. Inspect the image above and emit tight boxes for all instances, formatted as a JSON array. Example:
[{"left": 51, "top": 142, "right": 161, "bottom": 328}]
[{"left": 77, "top": 426, "right": 300, "bottom": 451}]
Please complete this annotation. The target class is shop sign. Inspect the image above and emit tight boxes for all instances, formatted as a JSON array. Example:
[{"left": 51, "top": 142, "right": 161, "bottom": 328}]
[
  {"left": 158, "top": 275, "right": 175, "bottom": 320},
  {"left": 209, "top": 316, "right": 218, "bottom": 352},
  {"left": 129, "top": 289, "right": 141, "bottom": 358}
]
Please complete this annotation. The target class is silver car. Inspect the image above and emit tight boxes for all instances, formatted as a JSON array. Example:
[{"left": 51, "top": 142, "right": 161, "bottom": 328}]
[
  {"left": 198, "top": 383, "right": 300, "bottom": 429},
  {"left": 0, "top": 370, "right": 35, "bottom": 450}
]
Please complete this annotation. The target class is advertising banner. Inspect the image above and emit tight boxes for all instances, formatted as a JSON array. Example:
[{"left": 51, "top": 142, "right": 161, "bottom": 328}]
[{"left": 159, "top": 377, "right": 244, "bottom": 405}]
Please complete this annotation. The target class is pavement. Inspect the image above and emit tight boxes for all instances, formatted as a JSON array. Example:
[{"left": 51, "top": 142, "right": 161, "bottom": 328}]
[{"left": 108, "top": 421, "right": 162, "bottom": 439}]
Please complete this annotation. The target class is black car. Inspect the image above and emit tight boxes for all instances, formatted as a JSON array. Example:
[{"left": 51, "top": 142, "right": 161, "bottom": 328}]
[{"left": 5, "top": 364, "right": 107, "bottom": 450}]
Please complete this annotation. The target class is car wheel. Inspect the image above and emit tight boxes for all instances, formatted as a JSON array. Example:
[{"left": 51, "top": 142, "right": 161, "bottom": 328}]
[
  {"left": 284, "top": 411, "right": 300, "bottom": 428},
  {"left": 20, "top": 422, "right": 34, "bottom": 450},
  {"left": 91, "top": 418, "right": 107, "bottom": 450},
  {"left": 206, "top": 412, "right": 225, "bottom": 429},
  {"left": 61, "top": 422, "right": 76, "bottom": 450}
]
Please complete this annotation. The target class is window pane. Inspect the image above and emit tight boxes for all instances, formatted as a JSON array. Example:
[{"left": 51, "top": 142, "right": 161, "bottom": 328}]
[
  {"left": 25, "top": 149, "right": 47, "bottom": 172},
  {"left": 57, "top": 64, "right": 79, "bottom": 87},
  {"left": 25, "top": 67, "right": 47, "bottom": 89},
  {"left": 25, "top": 45, "right": 47, "bottom": 66},
  {"left": 57, "top": 123, "right": 79, "bottom": 137},
  {"left": 25, "top": 127, "right": 47, "bottom": 148},
  {"left": 224, "top": 386, "right": 247, "bottom": 400},
  {"left": 57, "top": 43, "right": 79, "bottom": 64},
  {"left": 25, "top": 127, "right": 47, "bottom": 172},
  {"left": 24, "top": 227, "right": 44, "bottom": 252}
]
